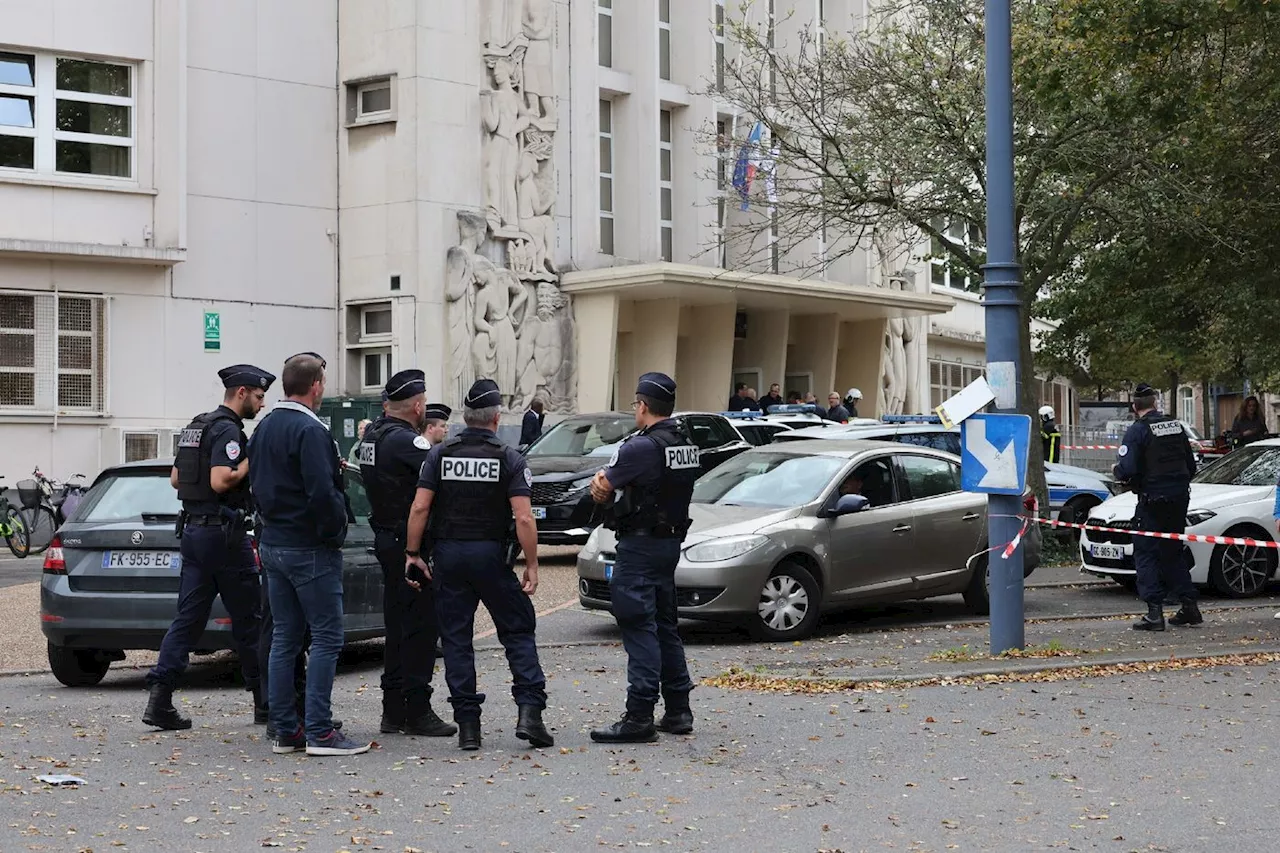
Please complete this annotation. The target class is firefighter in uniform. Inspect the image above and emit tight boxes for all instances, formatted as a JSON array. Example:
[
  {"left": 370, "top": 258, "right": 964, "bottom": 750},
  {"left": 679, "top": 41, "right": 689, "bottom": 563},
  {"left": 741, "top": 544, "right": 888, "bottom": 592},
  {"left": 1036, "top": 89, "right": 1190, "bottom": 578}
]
[
  {"left": 404, "top": 379, "right": 553, "bottom": 751},
  {"left": 589, "top": 372, "right": 699, "bottom": 743},
  {"left": 143, "top": 364, "right": 274, "bottom": 730},
  {"left": 1040, "top": 405, "right": 1062, "bottom": 463},
  {"left": 1113, "top": 383, "right": 1201, "bottom": 631},
  {"left": 357, "top": 369, "right": 455, "bottom": 738}
]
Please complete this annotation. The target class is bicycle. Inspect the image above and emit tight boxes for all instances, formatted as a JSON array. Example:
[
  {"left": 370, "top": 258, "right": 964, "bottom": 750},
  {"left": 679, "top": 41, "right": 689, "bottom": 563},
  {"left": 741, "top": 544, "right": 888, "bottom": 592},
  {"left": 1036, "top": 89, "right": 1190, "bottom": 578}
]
[
  {"left": 15, "top": 467, "right": 81, "bottom": 556},
  {"left": 0, "top": 476, "right": 30, "bottom": 558}
]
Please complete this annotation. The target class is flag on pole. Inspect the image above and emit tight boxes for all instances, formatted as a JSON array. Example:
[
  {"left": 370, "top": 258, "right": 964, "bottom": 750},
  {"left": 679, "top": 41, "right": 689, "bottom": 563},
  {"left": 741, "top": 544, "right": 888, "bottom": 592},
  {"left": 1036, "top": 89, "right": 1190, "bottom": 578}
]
[{"left": 731, "top": 122, "right": 763, "bottom": 211}]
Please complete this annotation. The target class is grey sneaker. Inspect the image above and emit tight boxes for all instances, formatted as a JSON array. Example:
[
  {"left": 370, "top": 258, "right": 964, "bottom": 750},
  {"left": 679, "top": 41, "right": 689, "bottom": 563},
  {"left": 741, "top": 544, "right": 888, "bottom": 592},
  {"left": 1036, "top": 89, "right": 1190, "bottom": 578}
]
[
  {"left": 272, "top": 725, "right": 305, "bottom": 754},
  {"left": 306, "top": 729, "right": 372, "bottom": 756}
]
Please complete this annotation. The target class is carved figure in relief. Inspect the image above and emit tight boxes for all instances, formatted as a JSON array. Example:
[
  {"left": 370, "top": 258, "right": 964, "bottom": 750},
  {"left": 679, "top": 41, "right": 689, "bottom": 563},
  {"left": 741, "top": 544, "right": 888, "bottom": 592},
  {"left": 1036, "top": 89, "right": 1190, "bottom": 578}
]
[
  {"left": 480, "top": 51, "right": 529, "bottom": 235},
  {"left": 512, "top": 281, "right": 570, "bottom": 410},
  {"left": 515, "top": 128, "right": 556, "bottom": 275},
  {"left": 444, "top": 212, "right": 491, "bottom": 407},
  {"left": 484, "top": 0, "right": 525, "bottom": 49},
  {"left": 472, "top": 263, "right": 529, "bottom": 403},
  {"left": 521, "top": 0, "right": 556, "bottom": 124}
]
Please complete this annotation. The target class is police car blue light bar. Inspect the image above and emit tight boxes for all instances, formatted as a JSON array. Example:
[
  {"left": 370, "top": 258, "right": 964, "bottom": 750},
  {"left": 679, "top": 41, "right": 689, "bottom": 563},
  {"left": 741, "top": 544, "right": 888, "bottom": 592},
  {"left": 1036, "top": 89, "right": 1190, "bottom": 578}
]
[
  {"left": 718, "top": 411, "right": 766, "bottom": 419},
  {"left": 881, "top": 415, "right": 943, "bottom": 424},
  {"left": 764, "top": 404, "right": 825, "bottom": 415}
]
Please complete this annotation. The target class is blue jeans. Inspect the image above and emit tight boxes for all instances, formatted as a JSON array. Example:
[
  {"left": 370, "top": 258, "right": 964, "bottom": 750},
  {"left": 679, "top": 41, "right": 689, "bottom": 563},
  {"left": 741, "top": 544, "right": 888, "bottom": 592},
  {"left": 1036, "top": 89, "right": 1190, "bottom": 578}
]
[
  {"left": 260, "top": 544, "right": 344, "bottom": 742},
  {"left": 611, "top": 536, "right": 694, "bottom": 715}
]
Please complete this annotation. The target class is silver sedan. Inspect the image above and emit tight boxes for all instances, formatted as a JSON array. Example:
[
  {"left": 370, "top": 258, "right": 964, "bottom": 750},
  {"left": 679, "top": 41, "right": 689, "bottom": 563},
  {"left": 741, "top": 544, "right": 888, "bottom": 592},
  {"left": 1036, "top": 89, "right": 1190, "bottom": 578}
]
[{"left": 577, "top": 439, "right": 1041, "bottom": 641}]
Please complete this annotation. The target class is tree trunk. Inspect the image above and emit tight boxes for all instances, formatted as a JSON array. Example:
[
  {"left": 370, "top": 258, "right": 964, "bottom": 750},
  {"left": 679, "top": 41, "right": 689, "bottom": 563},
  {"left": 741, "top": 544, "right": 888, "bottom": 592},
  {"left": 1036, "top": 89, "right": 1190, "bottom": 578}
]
[
  {"left": 1017, "top": 297, "right": 1048, "bottom": 508},
  {"left": 1167, "top": 371, "right": 1179, "bottom": 419},
  {"left": 1201, "top": 377, "right": 1212, "bottom": 436}
]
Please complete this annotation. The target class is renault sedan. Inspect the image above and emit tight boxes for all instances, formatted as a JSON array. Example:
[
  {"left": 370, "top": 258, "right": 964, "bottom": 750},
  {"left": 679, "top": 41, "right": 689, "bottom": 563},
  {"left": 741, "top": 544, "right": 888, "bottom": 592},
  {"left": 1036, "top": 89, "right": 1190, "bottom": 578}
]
[{"left": 577, "top": 440, "right": 1041, "bottom": 641}]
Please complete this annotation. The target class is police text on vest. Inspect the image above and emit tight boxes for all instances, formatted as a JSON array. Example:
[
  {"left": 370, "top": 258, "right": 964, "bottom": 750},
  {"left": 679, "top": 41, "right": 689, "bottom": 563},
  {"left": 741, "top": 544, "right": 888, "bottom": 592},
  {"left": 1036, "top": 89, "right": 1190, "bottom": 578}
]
[
  {"left": 177, "top": 428, "right": 203, "bottom": 448},
  {"left": 1149, "top": 421, "right": 1184, "bottom": 437},
  {"left": 665, "top": 446, "right": 701, "bottom": 470},
  {"left": 356, "top": 442, "right": 376, "bottom": 466},
  {"left": 441, "top": 457, "right": 502, "bottom": 481}
]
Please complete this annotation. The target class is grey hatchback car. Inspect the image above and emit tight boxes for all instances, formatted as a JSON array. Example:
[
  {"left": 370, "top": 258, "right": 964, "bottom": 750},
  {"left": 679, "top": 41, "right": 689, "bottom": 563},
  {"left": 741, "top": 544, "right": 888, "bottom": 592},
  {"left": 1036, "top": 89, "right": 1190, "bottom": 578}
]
[
  {"left": 577, "top": 440, "right": 1041, "bottom": 641},
  {"left": 40, "top": 458, "right": 386, "bottom": 686}
]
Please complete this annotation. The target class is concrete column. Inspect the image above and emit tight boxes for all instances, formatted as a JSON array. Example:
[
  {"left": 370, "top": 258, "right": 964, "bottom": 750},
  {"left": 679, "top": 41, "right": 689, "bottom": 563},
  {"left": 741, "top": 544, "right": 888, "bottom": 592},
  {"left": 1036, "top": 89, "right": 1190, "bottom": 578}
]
[
  {"left": 612, "top": 0, "right": 660, "bottom": 262},
  {"left": 573, "top": 290, "right": 620, "bottom": 412},
  {"left": 630, "top": 297, "right": 681, "bottom": 377},
  {"left": 836, "top": 318, "right": 887, "bottom": 416},
  {"left": 787, "top": 313, "right": 839, "bottom": 400},
  {"left": 733, "top": 308, "right": 789, "bottom": 393},
  {"left": 676, "top": 301, "right": 737, "bottom": 412}
]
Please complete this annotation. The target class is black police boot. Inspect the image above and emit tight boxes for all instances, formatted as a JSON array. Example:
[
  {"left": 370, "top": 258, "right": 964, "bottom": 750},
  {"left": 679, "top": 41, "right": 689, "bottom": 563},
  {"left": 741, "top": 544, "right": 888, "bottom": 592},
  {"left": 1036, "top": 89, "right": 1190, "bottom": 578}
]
[
  {"left": 590, "top": 712, "right": 659, "bottom": 744},
  {"left": 457, "top": 718, "right": 482, "bottom": 751},
  {"left": 1132, "top": 603, "right": 1166, "bottom": 631},
  {"left": 1169, "top": 599, "right": 1204, "bottom": 627},
  {"left": 142, "top": 684, "right": 192, "bottom": 731},
  {"left": 403, "top": 693, "right": 457, "bottom": 737},
  {"left": 248, "top": 679, "right": 268, "bottom": 725},
  {"left": 515, "top": 705, "right": 554, "bottom": 748},
  {"left": 656, "top": 693, "right": 694, "bottom": 735},
  {"left": 380, "top": 689, "right": 406, "bottom": 734}
]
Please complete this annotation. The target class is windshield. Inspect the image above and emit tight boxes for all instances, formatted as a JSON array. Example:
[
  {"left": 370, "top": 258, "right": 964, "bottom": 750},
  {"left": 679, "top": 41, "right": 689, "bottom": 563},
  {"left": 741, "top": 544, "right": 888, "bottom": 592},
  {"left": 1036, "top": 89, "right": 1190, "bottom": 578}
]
[
  {"left": 1193, "top": 445, "right": 1280, "bottom": 486},
  {"left": 75, "top": 472, "right": 182, "bottom": 522},
  {"left": 692, "top": 452, "right": 847, "bottom": 508},
  {"left": 526, "top": 415, "right": 636, "bottom": 457}
]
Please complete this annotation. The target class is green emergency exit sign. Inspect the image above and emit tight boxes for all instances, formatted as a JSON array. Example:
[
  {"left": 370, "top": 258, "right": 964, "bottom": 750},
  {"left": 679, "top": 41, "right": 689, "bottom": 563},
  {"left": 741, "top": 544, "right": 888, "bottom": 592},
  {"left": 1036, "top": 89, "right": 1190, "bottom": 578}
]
[{"left": 204, "top": 311, "right": 220, "bottom": 352}]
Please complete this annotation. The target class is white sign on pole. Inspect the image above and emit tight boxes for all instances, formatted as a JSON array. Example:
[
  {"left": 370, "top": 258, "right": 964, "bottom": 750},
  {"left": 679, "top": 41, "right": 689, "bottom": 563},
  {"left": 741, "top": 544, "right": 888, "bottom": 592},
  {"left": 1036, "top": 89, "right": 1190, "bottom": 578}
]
[{"left": 935, "top": 376, "right": 997, "bottom": 428}]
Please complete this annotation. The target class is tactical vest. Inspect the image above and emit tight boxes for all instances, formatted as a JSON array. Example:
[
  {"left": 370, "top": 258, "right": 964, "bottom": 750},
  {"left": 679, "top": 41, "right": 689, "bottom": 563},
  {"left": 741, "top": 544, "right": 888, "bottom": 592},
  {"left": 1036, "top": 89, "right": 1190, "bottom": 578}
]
[
  {"left": 175, "top": 408, "right": 249, "bottom": 511},
  {"left": 616, "top": 421, "right": 700, "bottom": 539},
  {"left": 1139, "top": 411, "right": 1191, "bottom": 487},
  {"left": 430, "top": 433, "right": 512, "bottom": 540},
  {"left": 358, "top": 417, "right": 419, "bottom": 532}
]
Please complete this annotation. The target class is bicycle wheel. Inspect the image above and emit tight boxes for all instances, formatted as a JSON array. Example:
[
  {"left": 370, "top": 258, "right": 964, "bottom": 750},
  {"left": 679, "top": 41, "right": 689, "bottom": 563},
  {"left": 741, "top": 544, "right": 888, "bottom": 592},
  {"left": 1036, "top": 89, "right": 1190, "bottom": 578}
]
[
  {"left": 4, "top": 507, "right": 28, "bottom": 558},
  {"left": 19, "top": 505, "right": 57, "bottom": 556}
]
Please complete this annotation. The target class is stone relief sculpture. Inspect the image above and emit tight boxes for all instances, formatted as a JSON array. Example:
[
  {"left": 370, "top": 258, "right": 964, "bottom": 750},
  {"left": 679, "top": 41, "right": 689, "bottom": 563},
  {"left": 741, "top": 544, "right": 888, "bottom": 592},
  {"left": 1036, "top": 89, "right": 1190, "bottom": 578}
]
[
  {"left": 872, "top": 231, "right": 923, "bottom": 416},
  {"left": 444, "top": 0, "right": 577, "bottom": 414}
]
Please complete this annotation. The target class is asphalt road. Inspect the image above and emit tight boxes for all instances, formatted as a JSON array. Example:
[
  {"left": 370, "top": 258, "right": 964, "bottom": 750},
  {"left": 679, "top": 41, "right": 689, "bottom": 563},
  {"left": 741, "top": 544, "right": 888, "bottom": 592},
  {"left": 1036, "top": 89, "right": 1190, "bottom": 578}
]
[{"left": 0, "top": 553, "right": 39, "bottom": 589}]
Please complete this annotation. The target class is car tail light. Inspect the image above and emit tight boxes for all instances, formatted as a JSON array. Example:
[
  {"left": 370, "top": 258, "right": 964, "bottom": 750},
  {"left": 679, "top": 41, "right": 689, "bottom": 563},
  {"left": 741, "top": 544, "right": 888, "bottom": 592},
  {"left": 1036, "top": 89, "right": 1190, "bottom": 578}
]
[{"left": 42, "top": 537, "right": 66, "bottom": 574}]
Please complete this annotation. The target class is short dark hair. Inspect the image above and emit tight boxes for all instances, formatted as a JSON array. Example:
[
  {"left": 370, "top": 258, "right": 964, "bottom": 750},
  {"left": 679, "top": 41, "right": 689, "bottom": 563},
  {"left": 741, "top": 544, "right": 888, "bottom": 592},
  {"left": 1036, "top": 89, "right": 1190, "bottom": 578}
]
[
  {"left": 638, "top": 393, "right": 673, "bottom": 417},
  {"left": 531, "top": 399, "right": 545, "bottom": 413},
  {"left": 282, "top": 354, "right": 325, "bottom": 397},
  {"left": 786, "top": 390, "right": 801, "bottom": 402},
  {"left": 735, "top": 383, "right": 747, "bottom": 393},
  {"left": 1133, "top": 392, "right": 1157, "bottom": 410}
]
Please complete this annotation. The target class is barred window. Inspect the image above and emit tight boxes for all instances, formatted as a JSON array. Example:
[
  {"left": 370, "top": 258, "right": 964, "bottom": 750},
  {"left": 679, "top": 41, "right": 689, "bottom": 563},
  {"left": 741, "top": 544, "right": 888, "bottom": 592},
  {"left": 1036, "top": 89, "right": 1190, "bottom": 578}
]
[
  {"left": 0, "top": 291, "right": 107, "bottom": 412},
  {"left": 123, "top": 432, "right": 159, "bottom": 463}
]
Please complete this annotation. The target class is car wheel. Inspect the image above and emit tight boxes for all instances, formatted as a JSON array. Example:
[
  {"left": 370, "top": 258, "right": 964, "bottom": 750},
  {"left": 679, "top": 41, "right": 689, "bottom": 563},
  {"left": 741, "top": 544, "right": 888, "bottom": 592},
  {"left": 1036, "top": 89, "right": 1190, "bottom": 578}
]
[
  {"left": 962, "top": 554, "right": 990, "bottom": 615},
  {"left": 47, "top": 642, "right": 110, "bottom": 687},
  {"left": 1056, "top": 498, "right": 1098, "bottom": 544},
  {"left": 750, "top": 561, "right": 821, "bottom": 641},
  {"left": 1208, "top": 528, "right": 1276, "bottom": 598}
]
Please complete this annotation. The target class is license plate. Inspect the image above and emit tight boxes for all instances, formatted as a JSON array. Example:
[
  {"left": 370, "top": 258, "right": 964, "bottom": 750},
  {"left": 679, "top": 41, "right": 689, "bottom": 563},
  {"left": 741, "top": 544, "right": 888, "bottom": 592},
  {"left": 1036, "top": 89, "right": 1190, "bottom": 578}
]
[
  {"left": 1090, "top": 544, "right": 1125, "bottom": 561},
  {"left": 532, "top": 507, "right": 547, "bottom": 520},
  {"left": 101, "top": 550, "right": 180, "bottom": 570},
  {"left": 603, "top": 561, "right": 614, "bottom": 582}
]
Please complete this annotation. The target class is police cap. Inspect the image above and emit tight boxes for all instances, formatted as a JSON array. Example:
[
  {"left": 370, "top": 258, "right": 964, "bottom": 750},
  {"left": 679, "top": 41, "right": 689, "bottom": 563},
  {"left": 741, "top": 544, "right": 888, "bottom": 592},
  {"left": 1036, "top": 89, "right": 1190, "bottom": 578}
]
[
  {"left": 1133, "top": 382, "right": 1156, "bottom": 398},
  {"left": 465, "top": 379, "right": 502, "bottom": 409},
  {"left": 424, "top": 402, "right": 452, "bottom": 421},
  {"left": 637, "top": 372, "right": 677, "bottom": 404},
  {"left": 218, "top": 364, "right": 275, "bottom": 391},
  {"left": 384, "top": 369, "right": 426, "bottom": 401}
]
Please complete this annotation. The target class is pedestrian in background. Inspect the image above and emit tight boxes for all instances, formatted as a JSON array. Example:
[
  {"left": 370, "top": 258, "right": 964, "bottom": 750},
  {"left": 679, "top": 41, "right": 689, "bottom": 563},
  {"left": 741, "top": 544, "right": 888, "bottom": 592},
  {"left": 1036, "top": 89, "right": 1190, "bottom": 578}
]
[
  {"left": 521, "top": 398, "right": 545, "bottom": 446},
  {"left": 250, "top": 352, "right": 371, "bottom": 756},
  {"left": 843, "top": 388, "right": 863, "bottom": 419},
  {"left": 728, "top": 383, "right": 751, "bottom": 411},
  {"left": 588, "top": 372, "right": 699, "bottom": 743},
  {"left": 1232, "top": 396, "right": 1268, "bottom": 446},
  {"left": 358, "top": 369, "right": 455, "bottom": 739},
  {"left": 143, "top": 364, "right": 274, "bottom": 731},
  {"left": 404, "top": 379, "right": 553, "bottom": 751},
  {"left": 759, "top": 383, "right": 784, "bottom": 412},
  {"left": 347, "top": 419, "right": 372, "bottom": 464},
  {"left": 1113, "top": 382, "right": 1201, "bottom": 632},
  {"left": 825, "top": 392, "right": 851, "bottom": 423},
  {"left": 1040, "top": 405, "right": 1062, "bottom": 463}
]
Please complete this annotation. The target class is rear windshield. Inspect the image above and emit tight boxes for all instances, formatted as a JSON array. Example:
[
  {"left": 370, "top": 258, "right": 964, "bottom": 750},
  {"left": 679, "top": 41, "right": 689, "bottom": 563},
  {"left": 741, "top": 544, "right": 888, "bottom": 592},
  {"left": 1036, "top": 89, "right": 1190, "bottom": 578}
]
[
  {"left": 1193, "top": 445, "right": 1280, "bottom": 487},
  {"left": 74, "top": 472, "right": 181, "bottom": 522}
]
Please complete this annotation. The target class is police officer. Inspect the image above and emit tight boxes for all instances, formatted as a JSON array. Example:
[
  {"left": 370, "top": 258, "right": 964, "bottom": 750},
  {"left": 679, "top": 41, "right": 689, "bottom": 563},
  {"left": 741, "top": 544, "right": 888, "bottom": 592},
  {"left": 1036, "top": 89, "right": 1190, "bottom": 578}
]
[
  {"left": 588, "top": 372, "right": 699, "bottom": 743},
  {"left": 404, "top": 379, "right": 553, "bottom": 751},
  {"left": 357, "top": 369, "right": 456, "bottom": 738},
  {"left": 143, "top": 364, "right": 274, "bottom": 730},
  {"left": 1040, "top": 405, "right": 1062, "bottom": 463},
  {"left": 1113, "top": 382, "right": 1202, "bottom": 631},
  {"left": 422, "top": 402, "right": 452, "bottom": 446}
]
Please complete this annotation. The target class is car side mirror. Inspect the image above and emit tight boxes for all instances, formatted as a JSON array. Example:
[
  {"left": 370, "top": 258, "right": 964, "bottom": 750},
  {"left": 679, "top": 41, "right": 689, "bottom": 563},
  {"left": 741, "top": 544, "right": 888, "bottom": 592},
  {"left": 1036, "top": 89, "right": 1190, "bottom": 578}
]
[{"left": 823, "top": 493, "right": 869, "bottom": 517}]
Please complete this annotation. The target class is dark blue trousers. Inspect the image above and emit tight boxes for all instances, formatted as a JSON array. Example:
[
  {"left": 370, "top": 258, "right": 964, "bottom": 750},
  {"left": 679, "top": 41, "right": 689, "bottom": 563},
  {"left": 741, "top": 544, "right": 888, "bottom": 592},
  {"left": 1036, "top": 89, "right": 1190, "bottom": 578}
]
[
  {"left": 1134, "top": 494, "right": 1197, "bottom": 605},
  {"left": 610, "top": 536, "right": 694, "bottom": 715},
  {"left": 375, "top": 528, "right": 439, "bottom": 701},
  {"left": 258, "top": 567, "right": 308, "bottom": 707},
  {"left": 432, "top": 539, "right": 546, "bottom": 721},
  {"left": 147, "top": 525, "right": 260, "bottom": 687}
]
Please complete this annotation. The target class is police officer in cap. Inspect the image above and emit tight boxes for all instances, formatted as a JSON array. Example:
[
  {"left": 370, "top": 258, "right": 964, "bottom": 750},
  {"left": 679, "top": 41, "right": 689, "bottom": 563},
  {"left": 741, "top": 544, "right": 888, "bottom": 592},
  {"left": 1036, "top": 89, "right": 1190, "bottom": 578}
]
[
  {"left": 1114, "top": 382, "right": 1202, "bottom": 631},
  {"left": 422, "top": 402, "right": 452, "bottom": 446},
  {"left": 404, "top": 378, "right": 554, "bottom": 751},
  {"left": 143, "top": 364, "right": 274, "bottom": 730},
  {"left": 357, "top": 369, "right": 456, "bottom": 738},
  {"left": 588, "top": 372, "right": 699, "bottom": 743}
]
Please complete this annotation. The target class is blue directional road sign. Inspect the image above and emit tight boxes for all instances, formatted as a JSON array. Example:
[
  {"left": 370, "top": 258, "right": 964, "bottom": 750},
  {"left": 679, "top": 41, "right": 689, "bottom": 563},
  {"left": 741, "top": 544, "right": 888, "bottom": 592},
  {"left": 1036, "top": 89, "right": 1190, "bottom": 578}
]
[{"left": 960, "top": 413, "right": 1032, "bottom": 495}]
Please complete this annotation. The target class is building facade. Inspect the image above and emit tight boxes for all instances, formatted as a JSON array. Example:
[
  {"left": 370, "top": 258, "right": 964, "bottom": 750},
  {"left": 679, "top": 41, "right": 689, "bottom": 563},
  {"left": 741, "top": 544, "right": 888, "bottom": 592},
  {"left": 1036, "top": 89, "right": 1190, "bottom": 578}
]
[{"left": 1, "top": 0, "right": 1066, "bottom": 477}]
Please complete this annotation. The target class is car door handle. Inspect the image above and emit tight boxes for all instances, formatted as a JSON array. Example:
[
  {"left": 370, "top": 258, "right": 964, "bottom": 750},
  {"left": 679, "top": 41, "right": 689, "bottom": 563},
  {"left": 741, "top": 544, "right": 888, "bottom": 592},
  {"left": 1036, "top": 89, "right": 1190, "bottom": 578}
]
[
  {"left": 962, "top": 513, "right": 981, "bottom": 521},
  {"left": 892, "top": 524, "right": 912, "bottom": 533}
]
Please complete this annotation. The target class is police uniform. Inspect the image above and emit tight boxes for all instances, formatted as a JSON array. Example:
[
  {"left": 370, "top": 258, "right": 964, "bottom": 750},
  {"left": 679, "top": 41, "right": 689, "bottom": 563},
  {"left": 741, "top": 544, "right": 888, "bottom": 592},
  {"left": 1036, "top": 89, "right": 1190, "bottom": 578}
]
[
  {"left": 357, "top": 370, "right": 455, "bottom": 738},
  {"left": 143, "top": 364, "right": 273, "bottom": 731},
  {"left": 590, "top": 372, "right": 699, "bottom": 744},
  {"left": 409, "top": 379, "right": 553, "bottom": 751},
  {"left": 1114, "top": 383, "right": 1201, "bottom": 630}
]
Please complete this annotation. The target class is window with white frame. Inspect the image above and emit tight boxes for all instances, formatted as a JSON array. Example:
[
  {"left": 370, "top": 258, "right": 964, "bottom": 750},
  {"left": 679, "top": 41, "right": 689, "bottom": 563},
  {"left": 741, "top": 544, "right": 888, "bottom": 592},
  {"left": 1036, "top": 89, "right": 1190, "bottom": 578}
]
[
  {"left": 716, "top": 117, "right": 729, "bottom": 265},
  {"left": 599, "top": 99, "right": 614, "bottom": 254},
  {"left": 767, "top": 0, "right": 777, "bottom": 99},
  {"left": 0, "top": 51, "right": 134, "bottom": 178},
  {"left": 658, "top": 0, "right": 672, "bottom": 81},
  {"left": 0, "top": 291, "right": 107, "bottom": 412},
  {"left": 928, "top": 216, "right": 982, "bottom": 291},
  {"left": 357, "top": 81, "right": 391, "bottom": 118},
  {"left": 929, "top": 360, "right": 983, "bottom": 410},
  {"left": 1179, "top": 386, "right": 1195, "bottom": 425},
  {"left": 362, "top": 349, "right": 392, "bottom": 390},
  {"left": 360, "top": 302, "right": 392, "bottom": 341},
  {"left": 345, "top": 76, "right": 396, "bottom": 126},
  {"left": 659, "top": 109, "right": 673, "bottom": 262},
  {"left": 598, "top": 0, "right": 613, "bottom": 68},
  {"left": 714, "top": 0, "right": 726, "bottom": 90}
]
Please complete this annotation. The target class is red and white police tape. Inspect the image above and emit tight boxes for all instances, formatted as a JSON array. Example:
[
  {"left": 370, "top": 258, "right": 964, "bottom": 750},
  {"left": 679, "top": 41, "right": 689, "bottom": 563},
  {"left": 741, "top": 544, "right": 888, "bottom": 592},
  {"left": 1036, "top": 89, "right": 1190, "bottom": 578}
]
[
  {"left": 1061, "top": 444, "right": 1121, "bottom": 450},
  {"left": 1028, "top": 515, "right": 1280, "bottom": 549},
  {"left": 964, "top": 499, "right": 1036, "bottom": 572}
]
